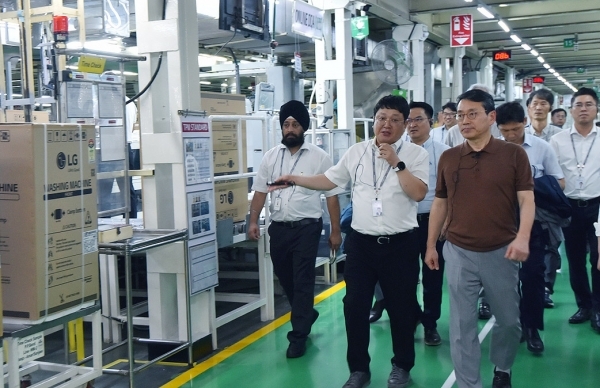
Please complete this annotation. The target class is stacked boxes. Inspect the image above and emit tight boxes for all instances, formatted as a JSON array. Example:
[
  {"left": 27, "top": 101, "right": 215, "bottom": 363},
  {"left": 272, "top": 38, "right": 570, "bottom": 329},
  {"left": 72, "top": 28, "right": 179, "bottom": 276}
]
[
  {"left": 201, "top": 92, "right": 249, "bottom": 222},
  {"left": 0, "top": 124, "right": 99, "bottom": 320}
]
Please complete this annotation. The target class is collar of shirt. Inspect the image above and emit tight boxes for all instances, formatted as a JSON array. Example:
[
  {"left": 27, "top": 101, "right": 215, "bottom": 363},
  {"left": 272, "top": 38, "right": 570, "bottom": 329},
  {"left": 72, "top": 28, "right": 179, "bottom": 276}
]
[
  {"left": 523, "top": 133, "right": 534, "bottom": 148},
  {"left": 569, "top": 125, "right": 598, "bottom": 137},
  {"left": 459, "top": 135, "right": 500, "bottom": 157},
  {"left": 371, "top": 137, "right": 403, "bottom": 151}
]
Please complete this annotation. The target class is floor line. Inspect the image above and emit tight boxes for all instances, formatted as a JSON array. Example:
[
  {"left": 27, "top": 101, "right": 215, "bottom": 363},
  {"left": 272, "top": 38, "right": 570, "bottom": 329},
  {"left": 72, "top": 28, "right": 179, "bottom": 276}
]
[
  {"left": 162, "top": 281, "right": 347, "bottom": 388},
  {"left": 440, "top": 316, "right": 496, "bottom": 388}
]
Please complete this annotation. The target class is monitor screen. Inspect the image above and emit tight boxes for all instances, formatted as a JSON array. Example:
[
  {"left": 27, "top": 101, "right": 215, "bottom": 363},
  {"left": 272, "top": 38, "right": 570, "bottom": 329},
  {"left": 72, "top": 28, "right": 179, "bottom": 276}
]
[{"left": 219, "top": 0, "right": 270, "bottom": 42}]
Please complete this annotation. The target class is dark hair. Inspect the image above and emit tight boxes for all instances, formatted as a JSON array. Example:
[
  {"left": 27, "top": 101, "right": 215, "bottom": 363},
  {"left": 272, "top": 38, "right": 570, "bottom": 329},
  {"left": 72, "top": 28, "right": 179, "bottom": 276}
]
[
  {"left": 571, "top": 87, "right": 599, "bottom": 106},
  {"left": 526, "top": 88, "right": 554, "bottom": 106},
  {"left": 409, "top": 101, "right": 434, "bottom": 119},
  {"left": 551, "top": 108, "right": 566, "bottom": 117},
  {"left": 496, "top": 101, "right": 525, "bottom": 125},
  {"left": 456, "top": 89, "right": 495, "bottom": 113},
  {"left": 442, "top": 102, "right": 457, "bottom": 112},
  {"left": 373, "top": 95, "right": 409, "bottom": 119}
]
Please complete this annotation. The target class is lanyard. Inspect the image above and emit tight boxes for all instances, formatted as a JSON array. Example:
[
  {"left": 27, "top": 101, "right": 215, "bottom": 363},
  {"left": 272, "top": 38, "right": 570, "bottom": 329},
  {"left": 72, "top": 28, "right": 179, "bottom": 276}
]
[
  {"left": 570, "top": 132, "right": 596, "bottom": 175},
  {"left": 278, "top": 147, "right": 306, "bottom": 177},
  {"left": 371, "top": 141, "right": 402, "bottom": 199}
]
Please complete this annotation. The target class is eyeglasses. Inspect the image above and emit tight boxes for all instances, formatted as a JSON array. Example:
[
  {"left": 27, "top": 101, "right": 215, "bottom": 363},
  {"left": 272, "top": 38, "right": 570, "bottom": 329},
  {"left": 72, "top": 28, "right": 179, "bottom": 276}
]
[
  {"left": 455, "top": 111, "right": 487, "bottom": 121},
  {"left": 375, "top": 116, "right": 404, "bottom": 125},
  {"left": 283, "top": 121, "right": 302, "bottom": 129},
  {"left": 573, "top": 102, "right": 597, "bottom": 109},
  {"left": 405, "top": 117, "right": 427, "bottom": 125}
]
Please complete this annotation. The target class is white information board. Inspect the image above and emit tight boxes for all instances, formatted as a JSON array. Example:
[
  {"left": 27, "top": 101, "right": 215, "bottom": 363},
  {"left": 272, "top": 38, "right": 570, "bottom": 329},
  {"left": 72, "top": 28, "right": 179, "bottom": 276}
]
[{"left": 66, "top": 82, "right": 94, "bottom": 118}]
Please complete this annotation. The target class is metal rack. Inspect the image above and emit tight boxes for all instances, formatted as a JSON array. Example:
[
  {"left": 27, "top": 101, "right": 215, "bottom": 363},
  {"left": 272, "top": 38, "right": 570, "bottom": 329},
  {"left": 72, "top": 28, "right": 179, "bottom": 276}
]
[
  {"left": 2, "top": 304, "right": 102, "bottom": 388},
  {"left": 97, "top": 229, "right": 191, "bottom": 387}
]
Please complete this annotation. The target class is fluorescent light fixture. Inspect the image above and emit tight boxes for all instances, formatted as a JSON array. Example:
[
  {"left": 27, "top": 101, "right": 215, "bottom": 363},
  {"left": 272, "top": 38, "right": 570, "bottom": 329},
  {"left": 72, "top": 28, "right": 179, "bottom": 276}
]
[
  {"left": 537, "top": 56, "right": 545, "bottom": 63},
  {"left": 510, "top": 34, "right": 521, "bottom": 43},
  {"left": 498, "top": 20, "right": 510, "bottom": 32},
  {"left": 200, "top": 81, "right": 211, "bottom": 85},
  {"left": 477, "top": 6, "right": 495, "bottom": 19},
  {"left": 530, "top": 49, "right": 539, "bottom": 56},
  {"left": 221, "top": 82, "right": 228, "bottom": 87},
  {"left": 465, "top": 0, "right": 474, "bottom": 2},
  {"left": 543, "top": 63, "right": 550, "bottom": 69},
  {"left": 521, "top": 43, "right": 531, "bottom": 51},
  {"left": 549, "top": 69, "right": 556, "bottom": 73}
]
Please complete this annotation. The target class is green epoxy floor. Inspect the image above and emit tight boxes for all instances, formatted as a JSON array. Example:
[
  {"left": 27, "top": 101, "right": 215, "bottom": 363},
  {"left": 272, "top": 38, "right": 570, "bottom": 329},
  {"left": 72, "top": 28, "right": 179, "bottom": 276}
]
[{"left": 177, "top": 265, "right": 600, "bottom": 388}]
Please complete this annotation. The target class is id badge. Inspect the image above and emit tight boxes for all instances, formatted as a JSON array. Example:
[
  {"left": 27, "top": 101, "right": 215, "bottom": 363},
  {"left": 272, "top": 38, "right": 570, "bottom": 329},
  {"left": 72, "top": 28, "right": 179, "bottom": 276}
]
[
  {"left": 577, "top": 176, "right": 585, "bottom": 190},
  {"left": 372, "top": 199, "right": 383, "bottom": 217},
  {"left": 273, "top": 197, "right": 282, "bottom": 211}
]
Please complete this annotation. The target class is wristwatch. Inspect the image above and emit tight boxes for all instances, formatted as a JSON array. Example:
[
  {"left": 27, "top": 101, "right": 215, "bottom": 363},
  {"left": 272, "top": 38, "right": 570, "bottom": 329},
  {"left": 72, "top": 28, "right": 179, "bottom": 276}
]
[{"left": 392, "top": 161, "right": 406, "bottom": 172}]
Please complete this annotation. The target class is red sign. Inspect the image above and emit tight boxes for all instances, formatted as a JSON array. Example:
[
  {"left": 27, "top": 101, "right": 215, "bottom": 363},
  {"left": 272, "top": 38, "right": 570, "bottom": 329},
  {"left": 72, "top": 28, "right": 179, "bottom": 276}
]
[
  {"left": 532, "top": 76, "right": 545, "bottom": 84},
  {"left": 182, "top": 122, "right": 209, "bottom": 132},
  {"left": 493, "top": 50, "right": 512, "bottom": 61},
  {"left": 450, "top": 14, "right": 473, "bottom": 47},
  {"left": 523, "top": 78, "right": 533, "bottom": 93}
]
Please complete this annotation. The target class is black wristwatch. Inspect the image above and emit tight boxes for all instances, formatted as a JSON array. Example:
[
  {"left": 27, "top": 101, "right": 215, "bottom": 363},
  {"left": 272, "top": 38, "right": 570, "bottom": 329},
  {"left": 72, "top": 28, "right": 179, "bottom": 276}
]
[{"left": 392, "top": 161, "right": 406, "bottom": 172}]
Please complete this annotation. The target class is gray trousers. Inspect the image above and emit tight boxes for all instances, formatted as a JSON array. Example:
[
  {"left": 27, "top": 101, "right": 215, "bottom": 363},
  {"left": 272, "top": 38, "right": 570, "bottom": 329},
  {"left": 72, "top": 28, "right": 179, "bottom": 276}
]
[{"left": 444, "top": 242, "right": 521, "bottom": 388}]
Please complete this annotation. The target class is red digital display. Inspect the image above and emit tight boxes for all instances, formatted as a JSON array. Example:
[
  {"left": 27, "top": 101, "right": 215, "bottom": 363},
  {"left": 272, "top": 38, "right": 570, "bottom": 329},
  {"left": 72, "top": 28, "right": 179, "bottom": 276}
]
[
  {"left": 493, "top": 50, "right": 512, "bottom": 61},
  {"left": 532, "top": 76, "right": 545, "bottom": 84}
]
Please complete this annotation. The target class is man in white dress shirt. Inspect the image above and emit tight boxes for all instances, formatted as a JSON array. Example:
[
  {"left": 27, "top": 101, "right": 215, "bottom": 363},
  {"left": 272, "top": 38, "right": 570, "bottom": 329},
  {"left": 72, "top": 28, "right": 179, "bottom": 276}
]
[
  {"left": 550, "top": 87, "right": 600, "bottom": 333},
  {"left": 248, "top": 100, "right": 342, "bottom": 358},
  {"left": 272, "top": 95, "right": 429, "bottom": 388},
  {"left": 431, "top": 102, "right": 457, "bottom": 144},
  {"left": 525, "top": 89, "right": 563, "bottom": 142}
]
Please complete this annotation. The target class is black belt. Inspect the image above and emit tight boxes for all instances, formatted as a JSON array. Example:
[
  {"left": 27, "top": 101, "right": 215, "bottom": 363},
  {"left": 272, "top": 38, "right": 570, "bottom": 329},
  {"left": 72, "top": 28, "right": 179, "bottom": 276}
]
[
  {"left": 353, "top": 229, "right": 415, "bottom": 245},
  {"left": 417, "top": 213, "right": 430, "bottom": 222},
  {"left": 272, "top": 218, "right": 321, "bottom": 228},
  {"left": 568, "top": 197, "right": 600, "bottom": 208}
]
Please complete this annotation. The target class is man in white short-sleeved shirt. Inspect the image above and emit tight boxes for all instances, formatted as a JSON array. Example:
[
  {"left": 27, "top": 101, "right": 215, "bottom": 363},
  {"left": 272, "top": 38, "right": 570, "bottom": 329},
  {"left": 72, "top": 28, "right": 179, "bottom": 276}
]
[
  {"left": 248, "top": 100, "right": 342, "bottom": 359},
  {"left": 272, "top": 95, "right": 429, "bottom": 388}
]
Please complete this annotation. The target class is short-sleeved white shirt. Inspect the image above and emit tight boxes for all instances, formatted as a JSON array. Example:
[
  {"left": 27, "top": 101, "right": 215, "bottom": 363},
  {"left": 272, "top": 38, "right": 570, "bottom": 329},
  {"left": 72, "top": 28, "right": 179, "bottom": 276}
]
[
  {"left": 525, "top": 123, "right": 563, "bottom": 142},
  {"left": 521, "top": 133, "right": 564, "bottom": 180},
  {"left": 325, "top": 138, "right": 429, "bottom": 235},
  {"left": 252, "top": 142, "right": 341, "bottom": 221}
]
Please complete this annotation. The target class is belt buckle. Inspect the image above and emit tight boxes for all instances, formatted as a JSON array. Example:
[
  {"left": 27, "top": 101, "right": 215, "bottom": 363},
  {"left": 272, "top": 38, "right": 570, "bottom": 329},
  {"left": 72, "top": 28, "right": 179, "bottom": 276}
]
[
  {"left": 377, "top": 236, "right": 390, "bottom": 244},
  {"left": 578, "top": 199, "right": 588, "bottom": 208}
]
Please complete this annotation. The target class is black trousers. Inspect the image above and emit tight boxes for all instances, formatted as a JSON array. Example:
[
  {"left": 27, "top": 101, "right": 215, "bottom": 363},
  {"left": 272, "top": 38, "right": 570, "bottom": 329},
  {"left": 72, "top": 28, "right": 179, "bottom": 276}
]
[
  {"left": 344, "top": 229, "right": 420, "bottom": 374},
  {"left": 563, "top": 200, "right": 600, "bottom": 311},
  {"left": 416, "top": 214, "right": 445, "bottom": 330},
  {"left": 268, "top": 219, "right": 323, "bottom": 344},
  {"left": 520, "top": 220, "right": 547, "bottom": 330}
]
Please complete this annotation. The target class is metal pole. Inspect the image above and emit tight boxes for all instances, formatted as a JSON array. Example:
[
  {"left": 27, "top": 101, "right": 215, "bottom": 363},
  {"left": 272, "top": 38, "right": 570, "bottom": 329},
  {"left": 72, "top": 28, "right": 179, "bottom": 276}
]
[
  {"left": 125, "top": 243, "right": 135, "bottom": 387},
  {"left": 123, "top": 61, "right": 131, "bottom": 224}
]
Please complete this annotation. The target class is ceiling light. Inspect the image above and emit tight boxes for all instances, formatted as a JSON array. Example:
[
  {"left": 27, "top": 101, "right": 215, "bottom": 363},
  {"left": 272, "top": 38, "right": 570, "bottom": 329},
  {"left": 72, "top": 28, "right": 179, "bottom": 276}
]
[
  {"left": 521, "top": 44, "right": 531, "bottom": 51},
  {"left": 510, "top": 34, "right": 521, "bottom": 43},
  {"left": 464, "top": 0, "right": 474, "bottom": 2},
  {"left": 537, "top": 56, "right": 545, "bottom": 63},
  {"left": 498, "top": 20, "right": 510, "bottom": 32},
  {"left": 530, "top": 49, "right": 539, "bottom": 56},
  {"left": 548, "top": 68, "right": 556, "bottom": 73},
  {"left": 499, "top": 3, "right": 509, "bottom": 6},
  {"left": 477, "top": 6, "right": 495, "bottom": 19},
  {"left": 543, "top": 63, "right": 550, "bottom": 69},
  {"left": 200, "top": 81, "right": 211, "bottom": 85}
]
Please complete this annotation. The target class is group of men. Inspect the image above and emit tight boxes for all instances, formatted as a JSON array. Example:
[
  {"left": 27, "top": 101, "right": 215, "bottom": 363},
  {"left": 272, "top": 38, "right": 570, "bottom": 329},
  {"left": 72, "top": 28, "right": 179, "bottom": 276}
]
[{"left": 248, "top": 86, "right": 600, "bottom": 388}]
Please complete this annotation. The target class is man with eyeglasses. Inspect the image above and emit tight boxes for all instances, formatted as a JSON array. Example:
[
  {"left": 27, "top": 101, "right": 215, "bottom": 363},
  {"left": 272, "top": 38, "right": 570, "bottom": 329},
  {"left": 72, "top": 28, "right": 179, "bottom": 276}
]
[
  {"left": 425, "top": 89, "right": 534, "bottom": 388},
  {"left": 271, "top": 95, "right": 429, "bottom": 388},
  {"left": 551, "top": 108, "right": 567, "bottom": 128},
  {"left": 526, "top": 89, "right": 563, "bottom": 142},
  {"left": 444, "top": 84, "right": 502, "bottom": 147},
  {"left": 248, "top": 99, "right": 343, "bottom": 359},
  {"left": 497, "top": 101, "right": 565, "bottom": 355},
  {"left": 431, "top": 102, "right": 457, "bottom": 144},
  {"left": 549, "top": 87, "right": 600, "bottom": 333}
]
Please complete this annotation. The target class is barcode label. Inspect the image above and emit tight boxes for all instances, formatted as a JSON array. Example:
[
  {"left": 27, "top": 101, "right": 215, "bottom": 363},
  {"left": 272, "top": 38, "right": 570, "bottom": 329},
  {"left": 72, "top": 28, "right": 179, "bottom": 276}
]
[{"left": 83, "top": 230, "right": 98, "bottom": 254}]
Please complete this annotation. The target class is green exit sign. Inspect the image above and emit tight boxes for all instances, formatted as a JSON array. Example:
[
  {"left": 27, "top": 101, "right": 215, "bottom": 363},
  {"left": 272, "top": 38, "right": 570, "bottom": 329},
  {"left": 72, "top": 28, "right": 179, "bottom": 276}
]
[
  {"left": 564, "top": 38, "right": 574, "bottom": 48},
  {"left": 577, "top": 67, "right": 586, "bottom": 74}
]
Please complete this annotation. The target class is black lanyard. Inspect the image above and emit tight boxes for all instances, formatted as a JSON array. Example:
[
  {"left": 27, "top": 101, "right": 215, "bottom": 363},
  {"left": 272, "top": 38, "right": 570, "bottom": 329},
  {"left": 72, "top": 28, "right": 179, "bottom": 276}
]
[
  {"left": 371, "top": 141, "right": 402, "bottom": 200},
  {"left": 570, "top": 132, "right": 596, "bottom": 175},
  {"left": 278, "top": 147, "right": 306, "bottom": 177}
]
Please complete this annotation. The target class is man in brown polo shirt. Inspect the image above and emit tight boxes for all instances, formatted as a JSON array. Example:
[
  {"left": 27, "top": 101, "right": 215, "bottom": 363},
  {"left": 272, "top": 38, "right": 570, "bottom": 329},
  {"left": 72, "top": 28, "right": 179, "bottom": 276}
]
[{"left": 424, "top": 89, "right": 535, "bottom": 388}]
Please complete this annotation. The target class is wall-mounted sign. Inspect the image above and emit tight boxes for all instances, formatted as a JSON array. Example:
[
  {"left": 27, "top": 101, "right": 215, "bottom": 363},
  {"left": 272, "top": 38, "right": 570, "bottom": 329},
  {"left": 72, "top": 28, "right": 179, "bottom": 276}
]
[
  {"left": 532, "top": 76, "right": 545, "bottom": 84},
  {"left": 291, "top": 0, "right": 324, "bottom": 40},
  {"left": 492, "top": 50, "right": 512, "bottom": 61},
  {"left": 450, "top": 14, "right": 473, "bottom": 47}
]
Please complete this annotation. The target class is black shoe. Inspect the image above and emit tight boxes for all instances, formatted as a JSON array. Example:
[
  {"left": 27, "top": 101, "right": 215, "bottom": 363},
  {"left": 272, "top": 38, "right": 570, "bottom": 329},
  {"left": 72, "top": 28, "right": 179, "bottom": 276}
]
[
  {"left": 286, "top": 341, "right": 306, "bottom": 358},
  {"left": 424, "top": 328, "right": 441, "bottom": 346},
  {"left": 342, "top": 371, "right": 371, "bottom": 388},
  {"left": 369, "top": 299, "right": 385, "bottom": 323},
  {"left": 388, "top": 364, "right": 410, "bottom": 388},
  {"left": 569, "top": 308, "right": 591, "bottom": 324},
  {"left": 478, "top": 302, "right": 492, "bottom": 320},
  {"left": 492, "top": 368, "right": 512, "bottom": 388},
  {"left": 591, "top": 311, "right": 600, "bottom": 333},
  {"left": 544, "top": 291, "right": 554, "bottom": 308},
  {"left": 524, "top": 328, "right": 544, "bottom": 354},
  {"left": 312, "top": 308, "right": 320, "bottom": 324}
]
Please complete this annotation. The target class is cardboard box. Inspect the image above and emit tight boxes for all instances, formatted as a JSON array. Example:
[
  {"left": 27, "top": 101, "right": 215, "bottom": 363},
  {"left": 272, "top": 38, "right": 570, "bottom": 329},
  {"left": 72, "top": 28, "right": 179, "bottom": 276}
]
[
  {"left": 212, "top": 122, "right": 240, "bottom": 151},
  {"left": 4, "top": 109, "right": 50, "bottom": 123},
  {"left": 213, "top": 149, "right": 240, "bottom": 176},
  {"left": 214, "top": 179, "right": 249, "bottom": 223},
  {"left": 200, "top": 91, "right": 246, "bottom": 116},
  {"left": 0, "top": 123, "right": 99, "bottom": 320}
]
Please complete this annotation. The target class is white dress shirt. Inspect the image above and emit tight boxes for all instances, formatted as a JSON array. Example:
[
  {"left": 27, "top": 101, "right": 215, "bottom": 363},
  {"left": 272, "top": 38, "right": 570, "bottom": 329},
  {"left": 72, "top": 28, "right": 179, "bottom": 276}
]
[
  {"left": 431, "top": 125, "right": 449, "bottom": 144},
  {"left": 324, "top": 138, "right": 429, "bottom": 235},
  {"left": 252, "top": 142, "right": 342, "bottom": 221},
  {"left": 550, "top": 126, "right": 600, "bottom": 199},
  {"left": 414, "top": 138, "right": 449, "bottom": 214},
  {"left": 525, "top": 123, "right": 563, "bottom": 143},
  {"left": 521, "top": 133, "right": 564, "bottom": 179}
]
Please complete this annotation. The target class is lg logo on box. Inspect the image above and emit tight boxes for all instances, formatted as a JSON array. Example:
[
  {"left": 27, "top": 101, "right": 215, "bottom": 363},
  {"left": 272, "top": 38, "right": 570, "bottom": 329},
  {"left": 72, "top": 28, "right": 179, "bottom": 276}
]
[{"left": 56, "top": 152, "right": 78, "bottom": 169}]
